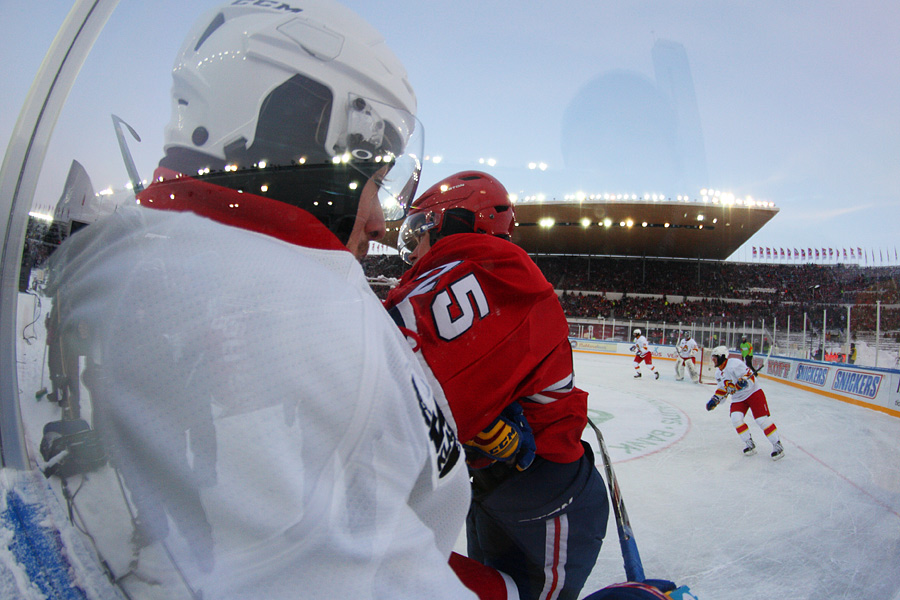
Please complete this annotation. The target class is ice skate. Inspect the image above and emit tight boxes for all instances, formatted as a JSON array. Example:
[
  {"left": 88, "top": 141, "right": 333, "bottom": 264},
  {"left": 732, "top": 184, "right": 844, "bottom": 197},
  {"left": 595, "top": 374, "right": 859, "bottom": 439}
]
[
  {"left": 771, "top": 442, "right": 784, "bottom": 461},
  {"left": 654, "top": 371, "right": 659, "bottom": 380},
  {"left": 742, "top": 439, "right": 757, "bottom": 456},
  {"left": 633, "top": 372, "right": 642, "bottom": 378}
]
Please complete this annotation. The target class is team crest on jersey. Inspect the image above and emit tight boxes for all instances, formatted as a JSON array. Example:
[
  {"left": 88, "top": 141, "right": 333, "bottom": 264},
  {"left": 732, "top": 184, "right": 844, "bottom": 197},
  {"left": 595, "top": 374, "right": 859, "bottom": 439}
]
[{"left": 411, "top": 376, "right": 460, "bottom": 478}]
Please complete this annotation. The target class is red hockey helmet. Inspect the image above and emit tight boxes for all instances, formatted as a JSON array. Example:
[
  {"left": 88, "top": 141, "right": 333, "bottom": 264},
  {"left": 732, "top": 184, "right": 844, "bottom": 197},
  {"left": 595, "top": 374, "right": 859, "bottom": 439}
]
[{"left": 397, "top": 171, "right": 515, "bottom": 263}]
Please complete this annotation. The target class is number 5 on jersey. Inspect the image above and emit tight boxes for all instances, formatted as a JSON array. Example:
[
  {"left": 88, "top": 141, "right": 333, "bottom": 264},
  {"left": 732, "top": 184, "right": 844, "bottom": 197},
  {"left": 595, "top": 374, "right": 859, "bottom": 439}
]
[{"left": 432, "top": 273, "right": 490, "bottom": 341}]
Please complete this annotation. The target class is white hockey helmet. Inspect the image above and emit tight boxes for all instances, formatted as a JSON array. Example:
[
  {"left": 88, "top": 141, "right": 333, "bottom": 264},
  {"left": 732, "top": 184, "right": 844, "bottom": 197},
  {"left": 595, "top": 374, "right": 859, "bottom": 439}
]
[
  {"left": 632, "top": 329, "right": 641, "bottom": 338},
  {"left": 711, "top": 345, "right": 729, "bottom": 366},
  {"left": 155, "top": 1, "right": 422, "bottom": 239}
]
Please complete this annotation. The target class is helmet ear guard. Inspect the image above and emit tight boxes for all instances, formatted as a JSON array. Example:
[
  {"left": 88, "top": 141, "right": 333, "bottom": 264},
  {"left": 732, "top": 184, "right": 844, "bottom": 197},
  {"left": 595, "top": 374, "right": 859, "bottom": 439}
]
[{"left": 439, "top": 208, "right": 478, "bottom": 237}]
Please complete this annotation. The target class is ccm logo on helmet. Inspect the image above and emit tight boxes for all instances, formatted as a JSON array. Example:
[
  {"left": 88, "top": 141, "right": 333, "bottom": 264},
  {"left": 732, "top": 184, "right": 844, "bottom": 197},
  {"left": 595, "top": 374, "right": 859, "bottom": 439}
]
[{"left": 230, "top": 0, "right": 302, "bottom": 13}]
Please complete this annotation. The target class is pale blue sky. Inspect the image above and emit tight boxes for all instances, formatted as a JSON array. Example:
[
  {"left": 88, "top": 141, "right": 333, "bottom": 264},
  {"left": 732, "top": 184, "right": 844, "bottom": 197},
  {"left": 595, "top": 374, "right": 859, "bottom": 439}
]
[{"left": 3, "top": 1, "right": 899, "bottom": 262}]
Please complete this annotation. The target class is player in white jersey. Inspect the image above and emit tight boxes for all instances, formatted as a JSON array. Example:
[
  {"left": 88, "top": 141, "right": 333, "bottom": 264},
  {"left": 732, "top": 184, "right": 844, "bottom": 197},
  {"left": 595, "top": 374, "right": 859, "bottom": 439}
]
[
  {"left": 630, "top": 329, "right": 659, "bottom": 379},
  {"left": 42, "top": 3, "right": 477, "bottom": 598},
  {"left": 706, "top": 346, "right": 785, "bottom": 460},
  {"left": 674, "top": 332, "right": 699, "bottom": 383}
]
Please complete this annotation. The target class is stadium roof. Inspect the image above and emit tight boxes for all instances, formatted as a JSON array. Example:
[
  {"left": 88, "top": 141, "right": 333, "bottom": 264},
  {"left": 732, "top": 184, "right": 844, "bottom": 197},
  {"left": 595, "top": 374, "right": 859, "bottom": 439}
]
[{"left": 385, "top": 198, "right": 779, "bottom": 261}]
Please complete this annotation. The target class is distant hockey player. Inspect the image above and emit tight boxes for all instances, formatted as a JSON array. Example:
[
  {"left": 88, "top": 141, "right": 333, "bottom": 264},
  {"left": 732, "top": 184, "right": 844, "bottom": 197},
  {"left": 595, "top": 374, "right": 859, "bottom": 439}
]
[
  {"left": 385, "top": 171, "right": 609, "bottom": 600},
  {"left": 42, "top": 3, "right": 479, "bottom": 598},
  {"left": 740, "top": 335, "right": 755, "bottom": 370},
  {"left": 706, "top": 346, "right": 784, "bottom": 460},
  {"left": 631, "top": 329, "right": 659, "bottom": 379},
  {"left": 674, "top": 331, "right": 699, "bottom": 383}
]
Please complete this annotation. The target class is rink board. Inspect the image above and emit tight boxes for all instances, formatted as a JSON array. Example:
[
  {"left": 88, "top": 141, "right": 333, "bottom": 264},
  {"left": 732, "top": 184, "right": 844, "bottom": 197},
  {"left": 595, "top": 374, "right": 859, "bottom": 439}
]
[{"left": 570, "top": 336, "right": 900, "bottom": 418}]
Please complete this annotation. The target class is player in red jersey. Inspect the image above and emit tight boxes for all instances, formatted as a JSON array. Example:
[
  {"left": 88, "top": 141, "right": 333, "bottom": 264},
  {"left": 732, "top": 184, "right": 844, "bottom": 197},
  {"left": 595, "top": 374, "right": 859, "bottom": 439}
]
[{"left": 384, "top": 171, "right": 609, "bottom": 600}]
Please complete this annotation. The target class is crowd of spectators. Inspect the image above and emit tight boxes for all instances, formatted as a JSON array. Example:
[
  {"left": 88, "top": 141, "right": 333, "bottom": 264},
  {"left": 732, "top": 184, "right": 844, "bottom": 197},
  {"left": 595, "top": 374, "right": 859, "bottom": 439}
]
[
  {"left": 20, "top": 209, "right": 898, "bottom": 342},
  {"left": 24, "top": 214, "right": 897, "bottom": 336},
  {"left": 362, "top": 254, "right": 900, "bottom": 336},
  {"left": 19, "top": 218, "right": 67, "bottom": 291}
]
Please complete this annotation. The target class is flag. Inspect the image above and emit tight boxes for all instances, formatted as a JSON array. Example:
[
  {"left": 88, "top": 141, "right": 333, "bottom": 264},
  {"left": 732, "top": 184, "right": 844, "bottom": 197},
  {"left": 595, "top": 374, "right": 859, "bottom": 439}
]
[
  {"left": 801, "top": 249, "right": 806, "bottom": 260},
  {"left": 752, "top": 246, "right": 757, "bottom": 258},
  {"left": 815, "top": 249, "right": 820, "bottom": 259},
  {"left": 766, "top": 247, "right": 772, "bottom": 257},
  {"left": 851, "top": 248, "right": 855, "bottom": 259},
  {"left": 780, "top": 248, "right": 785, "bottom": 257},
  {"left": 794, "top": 248, "right": 799, "bottom": 259},
  {"left": 829, "top": 248, "right": 834, "bottom": 258},
  {"left": 843, "top": 248, "right": 847, "bottom": 259}
]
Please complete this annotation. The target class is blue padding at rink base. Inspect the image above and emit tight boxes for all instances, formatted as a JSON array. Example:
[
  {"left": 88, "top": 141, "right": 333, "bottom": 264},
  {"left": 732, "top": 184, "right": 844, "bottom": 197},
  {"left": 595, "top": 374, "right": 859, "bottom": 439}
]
[{"left": 2, "top": 489, "right": 88, "bottom": 600}]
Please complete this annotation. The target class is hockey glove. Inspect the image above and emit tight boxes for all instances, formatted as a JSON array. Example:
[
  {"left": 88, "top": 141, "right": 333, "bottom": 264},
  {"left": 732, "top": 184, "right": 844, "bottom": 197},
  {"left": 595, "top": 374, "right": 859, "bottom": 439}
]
[
  {"left": 583, "top": 579, "right": 677, "bottom": 599},
  {"left": 706, "top": 396, "right": 722, "bottom": 411},
  {"left": 735, "top": 377, "right": 749, "bottom": 390},
  {"left": 464, "top": 402, "right": 536, "bottom": 471}
]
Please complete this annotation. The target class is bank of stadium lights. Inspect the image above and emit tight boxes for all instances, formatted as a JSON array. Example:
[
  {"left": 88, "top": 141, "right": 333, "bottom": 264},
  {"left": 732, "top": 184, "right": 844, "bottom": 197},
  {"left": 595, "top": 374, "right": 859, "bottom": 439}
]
[
  {"left": 699, "top": 188, "right": 775, "bottom": 208},
  {"left": 478, "top": 158, "right": 497, "bottom": 167},
  {"left": 539, "top": 188, "right": 776, "bottom": 208},
  {"left": 538, "top": 217, "right": 555, "bottom": 228},
  {"left": 580, "top": 217, "right": 591, "bottom": 228},
  {"left": 28, "top": 209, "right": 54, "bottom": 222},
  {"left": 528, "top": 162, "right": 548, "bottom": 171}
]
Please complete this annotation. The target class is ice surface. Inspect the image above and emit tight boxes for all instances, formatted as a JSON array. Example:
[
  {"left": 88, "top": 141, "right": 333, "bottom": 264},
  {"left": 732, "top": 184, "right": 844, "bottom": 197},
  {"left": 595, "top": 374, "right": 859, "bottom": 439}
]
[
  {"left": 12, "top": 299, "right": 900, "bottom": 598},
  {"left": 569, "top": 351, "right": 900, "bottom": 599}
]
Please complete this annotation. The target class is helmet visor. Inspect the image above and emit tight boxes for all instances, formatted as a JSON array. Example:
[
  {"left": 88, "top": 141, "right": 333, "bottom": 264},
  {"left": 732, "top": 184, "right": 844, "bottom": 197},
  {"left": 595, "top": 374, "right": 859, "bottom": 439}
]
[
  {"left": 344, "top": 94, "right": 423, "bottom": 222},
  {"left": 397, "top": 210, "right": 437, "bottom": 264}
]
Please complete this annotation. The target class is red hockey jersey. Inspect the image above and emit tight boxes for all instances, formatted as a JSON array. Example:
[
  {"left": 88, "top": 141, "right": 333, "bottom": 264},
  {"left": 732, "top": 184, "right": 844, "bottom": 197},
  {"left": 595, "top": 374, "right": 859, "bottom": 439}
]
[{"left": 383, "top": 234, "right": 587, "bottom": 463}]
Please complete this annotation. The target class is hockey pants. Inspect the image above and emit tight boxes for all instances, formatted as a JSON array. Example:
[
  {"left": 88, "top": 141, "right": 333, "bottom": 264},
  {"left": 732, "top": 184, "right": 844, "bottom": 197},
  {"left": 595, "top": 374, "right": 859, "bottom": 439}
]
[
  {"left": 467, "top": 441, "right": 609, "bottom": 600},
  {"left": 730, "top": 389, "right": 780, "bottom": 447}
]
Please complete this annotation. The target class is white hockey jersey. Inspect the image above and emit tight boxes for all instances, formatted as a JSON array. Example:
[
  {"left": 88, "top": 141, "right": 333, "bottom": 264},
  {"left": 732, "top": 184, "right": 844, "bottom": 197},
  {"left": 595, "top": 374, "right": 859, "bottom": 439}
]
[
  {"left": 45, "top": 203, "right": 475, "bottom": 599},
  {"left": 632, "top": 334, "right": 651, "bottom": 357},
  {"left": 714, "top": 357, "right": 759, "bottom": 403},
  {"left": 677, "top": 337, "right": 699, "bottom": 360}
]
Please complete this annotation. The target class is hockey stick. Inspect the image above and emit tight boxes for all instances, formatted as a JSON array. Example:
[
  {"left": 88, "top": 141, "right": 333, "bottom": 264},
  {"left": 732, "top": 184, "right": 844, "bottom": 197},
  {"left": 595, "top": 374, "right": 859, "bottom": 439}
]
[
  {"left": 587, "top": 418, "right": 645, "bottom": 582},
  {"left": 751, "top": 344, "right": 776, "bottom": 377},
  {"left": 586, "top": 419, "right": 700, "bottom": 599}
]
